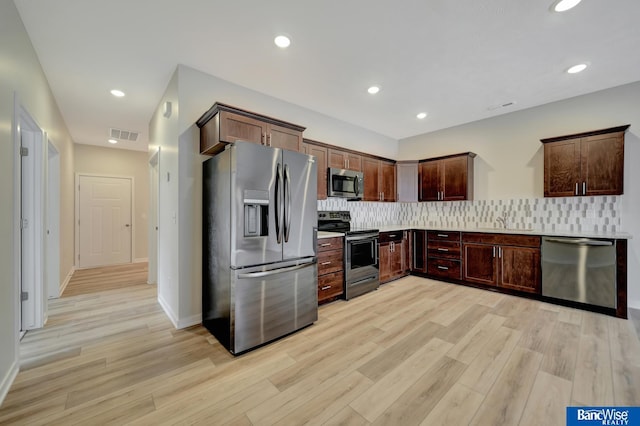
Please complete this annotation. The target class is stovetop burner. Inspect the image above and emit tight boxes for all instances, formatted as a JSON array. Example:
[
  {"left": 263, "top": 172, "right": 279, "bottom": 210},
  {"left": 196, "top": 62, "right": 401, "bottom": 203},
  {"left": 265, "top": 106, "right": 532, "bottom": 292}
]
[{"left": 317, "top": 211, "right": 378, "bottom": 235}]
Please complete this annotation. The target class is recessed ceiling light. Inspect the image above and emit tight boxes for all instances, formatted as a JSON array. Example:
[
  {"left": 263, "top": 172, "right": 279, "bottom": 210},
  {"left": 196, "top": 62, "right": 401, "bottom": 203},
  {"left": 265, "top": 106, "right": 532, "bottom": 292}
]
[
  {"left": 552, "top": 0, "right": 582, "bottom": 12},
  {"left": 108, "top": 139, "right": 118, "bottom": 144},
  {"left": 110, "top": 89, "right": 125, "bottom": 97},
  {"left": 416, "top": 112, "right": 428, "bottom": 119},
  {"left": 567, "top": 63, "right": 588, "bottom": 74},
  {"left": 367, "top": 86, "right": 380, "bottom": 95},
  {"left": 274, "top": 35, "right": 291, "bottom": 48}
]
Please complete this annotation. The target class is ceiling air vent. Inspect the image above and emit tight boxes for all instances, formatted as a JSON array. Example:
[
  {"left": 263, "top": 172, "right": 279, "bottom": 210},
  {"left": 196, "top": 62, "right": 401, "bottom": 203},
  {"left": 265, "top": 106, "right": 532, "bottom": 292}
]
[{"left": 109, "top": 128, "right": 140, "bottom": 142}]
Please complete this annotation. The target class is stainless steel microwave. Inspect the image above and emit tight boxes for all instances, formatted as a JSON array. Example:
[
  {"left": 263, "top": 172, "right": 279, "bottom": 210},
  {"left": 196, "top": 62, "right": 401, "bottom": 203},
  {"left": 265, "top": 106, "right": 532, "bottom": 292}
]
[{"left": 328, "top": 168, "right": 363, "bottom": 200}]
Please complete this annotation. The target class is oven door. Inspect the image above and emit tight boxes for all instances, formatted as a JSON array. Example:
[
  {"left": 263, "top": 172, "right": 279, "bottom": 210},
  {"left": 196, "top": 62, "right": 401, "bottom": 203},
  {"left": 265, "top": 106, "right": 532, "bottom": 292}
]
[{"left": 345, "top": 235, "right": 379, "bottom": 299}]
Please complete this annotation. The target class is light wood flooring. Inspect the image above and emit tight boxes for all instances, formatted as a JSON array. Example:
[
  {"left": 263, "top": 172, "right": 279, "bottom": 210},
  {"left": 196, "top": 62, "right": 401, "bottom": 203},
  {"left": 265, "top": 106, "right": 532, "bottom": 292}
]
[{"left": 2, "top": 263, "right": 640, "bottom": 425}]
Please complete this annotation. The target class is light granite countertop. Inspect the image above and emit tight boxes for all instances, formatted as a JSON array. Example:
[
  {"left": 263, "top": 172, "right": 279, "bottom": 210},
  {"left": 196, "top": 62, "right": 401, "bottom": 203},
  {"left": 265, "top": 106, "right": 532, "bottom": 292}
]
[
  {"left": 375, "top": 224, "right": 632, "bottom": 239},
  {"left": 318, "top": 231, "right": 345, "bottom": 239}
]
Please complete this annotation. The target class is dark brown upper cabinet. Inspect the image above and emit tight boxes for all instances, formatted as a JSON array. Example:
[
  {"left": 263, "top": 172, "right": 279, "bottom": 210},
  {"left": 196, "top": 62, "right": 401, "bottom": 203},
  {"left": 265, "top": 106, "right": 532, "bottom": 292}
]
[
  {"left": 418, "top": 153, "right": 475, "bottom": 202},
  {"left": 196, "top": 103, "right": 305, "bottom": 155},
  {"left": 301, "top": 140, "right": 328, "bottom": 200},
  {"left": 328, "top": 148, "right": 361, "bottom": 171},
  {"left": 541, "top": 125, "right": 629, "bottom": 197},
  {"left": 362, "top": 157, "right": 396, "bottom": 202}
]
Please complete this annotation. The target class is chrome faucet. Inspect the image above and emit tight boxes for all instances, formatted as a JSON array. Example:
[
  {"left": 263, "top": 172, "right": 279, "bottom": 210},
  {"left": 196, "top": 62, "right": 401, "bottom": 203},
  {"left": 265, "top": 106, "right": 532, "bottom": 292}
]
[{"left": 496, "top": 210, "right": 509, "bottom": 229}]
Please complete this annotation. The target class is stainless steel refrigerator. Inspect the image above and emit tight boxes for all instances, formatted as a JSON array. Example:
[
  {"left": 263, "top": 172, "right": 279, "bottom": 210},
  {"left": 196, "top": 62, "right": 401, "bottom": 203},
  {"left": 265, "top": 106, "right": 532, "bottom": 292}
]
[{"left": 203, "top": 141, "right": 318, "bottom": 354}]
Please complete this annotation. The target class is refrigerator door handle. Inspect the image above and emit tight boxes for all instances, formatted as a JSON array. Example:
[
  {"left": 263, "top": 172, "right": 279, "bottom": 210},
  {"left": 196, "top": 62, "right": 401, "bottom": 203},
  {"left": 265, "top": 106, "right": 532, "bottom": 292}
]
[
  {"left": 284, "top": 164, "right": 291, "bottom": 242},
  {"left": 275, "top": 163, "right": 283, "bottom": 244},
  {"left": 237, "top": 260, "right": 315, "bottom": 279}
]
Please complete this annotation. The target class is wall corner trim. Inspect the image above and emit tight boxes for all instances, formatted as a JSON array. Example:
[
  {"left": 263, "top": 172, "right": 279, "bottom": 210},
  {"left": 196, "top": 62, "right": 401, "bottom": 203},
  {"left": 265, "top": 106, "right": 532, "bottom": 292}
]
[
  {"left": 58, "top": 266, "right": 76, "bottom": 298},
  {"left": 157, "top": 293, "right": 179, "bottom": 329}
]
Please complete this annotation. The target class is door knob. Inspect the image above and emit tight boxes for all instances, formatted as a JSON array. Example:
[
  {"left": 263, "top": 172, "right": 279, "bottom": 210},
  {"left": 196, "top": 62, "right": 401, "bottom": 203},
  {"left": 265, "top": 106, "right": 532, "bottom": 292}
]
[{"left": 125, "top": 224, "right": 130, "bottom": 227}]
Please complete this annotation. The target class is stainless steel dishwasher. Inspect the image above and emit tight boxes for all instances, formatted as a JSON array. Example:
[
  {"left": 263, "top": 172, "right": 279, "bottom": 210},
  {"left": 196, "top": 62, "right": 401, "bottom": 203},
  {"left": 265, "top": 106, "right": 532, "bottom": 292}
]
[{"left": 541, "top": 237, "right": 616, "bottom": 309}]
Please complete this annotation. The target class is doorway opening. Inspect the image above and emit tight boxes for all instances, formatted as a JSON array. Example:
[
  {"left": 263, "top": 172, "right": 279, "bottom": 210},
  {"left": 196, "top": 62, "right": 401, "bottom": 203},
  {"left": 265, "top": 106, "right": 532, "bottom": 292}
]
[{"left": 46, "top": 139, "right": 61, "bottom": 298}]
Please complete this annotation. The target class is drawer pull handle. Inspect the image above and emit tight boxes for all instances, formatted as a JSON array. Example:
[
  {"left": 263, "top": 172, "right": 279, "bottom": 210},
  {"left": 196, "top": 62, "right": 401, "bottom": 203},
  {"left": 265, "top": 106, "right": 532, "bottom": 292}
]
[
  {"left": 320, "top": 243, "right": 332, "bottom": 247},
  {"left": 321, "top": 261, "right": 331, "bottom": 265},
  {"left": 437, "top": 266, "right": 449, "bottom": 270},
  {"left": 388, "top": 234, "right": 397, "bottom": 237},
  {"left": 321, "top": 285, "right": 332, "bottom": 290},
  {"left": 437, "top": 234, "right": 449, "bottom": 238},
  {"left": 437, "top": 248, "right": 449, "bottom": 252}
]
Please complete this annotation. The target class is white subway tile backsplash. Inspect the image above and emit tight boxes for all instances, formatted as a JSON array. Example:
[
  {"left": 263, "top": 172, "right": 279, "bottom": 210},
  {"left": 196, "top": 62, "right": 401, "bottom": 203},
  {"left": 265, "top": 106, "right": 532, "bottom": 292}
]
[{"left": 318, "top": 195, "right": 621, "bottom": 233}]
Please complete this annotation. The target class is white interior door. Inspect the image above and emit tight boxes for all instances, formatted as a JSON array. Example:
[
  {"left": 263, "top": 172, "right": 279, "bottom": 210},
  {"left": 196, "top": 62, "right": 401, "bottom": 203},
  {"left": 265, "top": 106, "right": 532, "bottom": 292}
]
[
  {"left": 78, "top": 175, "right": 132, "bottom": 268},
  {"left": 21, "top": 130, "right": 36, "bottom": 330}
]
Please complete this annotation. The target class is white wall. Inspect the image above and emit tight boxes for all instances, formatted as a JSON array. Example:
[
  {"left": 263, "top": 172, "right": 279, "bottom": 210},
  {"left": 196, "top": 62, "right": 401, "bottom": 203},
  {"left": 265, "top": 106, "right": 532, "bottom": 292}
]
[
  {"left": 149, "top": 71, "right": 181, "bottom": 327},
  {"left": 74, "top": 144, "right": 149, "bottom": 261},
  {"left": 0, "top": 0, "right": 75, "bottom": 404},
  {"left": 399, "top": 81, "right": 640, "bottom": 309}
]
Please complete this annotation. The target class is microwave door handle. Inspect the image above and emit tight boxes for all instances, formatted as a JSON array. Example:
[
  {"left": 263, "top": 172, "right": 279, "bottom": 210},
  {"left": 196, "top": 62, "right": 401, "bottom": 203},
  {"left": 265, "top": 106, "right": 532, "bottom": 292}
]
[
  {"left": 354, "top": 175, "right": 360, "bottom": 197},
  {"left": 284, "top": 164, "right": 291, "bottom": 242},
  {"left": 275, "top": 163, "right": 282, "bottom": 244}
]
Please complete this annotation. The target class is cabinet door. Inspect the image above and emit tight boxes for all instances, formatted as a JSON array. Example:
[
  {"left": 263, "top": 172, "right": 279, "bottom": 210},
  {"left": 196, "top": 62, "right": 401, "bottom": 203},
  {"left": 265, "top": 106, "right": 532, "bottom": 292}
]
[
  {"left": 390, "top": 242, "right": 404, "bottom": 278},
  {"left": 463, "top": 243, "right": 498, "bottom": 285},
  {"left": 411, "top": 230, "right": 427, "bottom": 273},
  {"left": 219, "top": 111, "right": 266, "bottom": 145},
  {"left": 581, "top": 132, "right": 624, "bottom": 196},
  {"left": 328, "top": 149, "right": 347, "bottom": 169},
  {"left": 362, "top": 157, "right": 380, "bottom": 201},
  {"left": 305, "top": 144, "right": 328, "bottom": 200},
  {"left": 544, "top": 139, "right": 580, "bottom": 197},
  {"left": 267, "top": 123, "right": 301, "bottom": 152},
  {"left": 419, "top": 161, "right": 440, "bottom": 201},
  {"left": 498, "top": 246, "right": 540, "bottom": 293},
  {"left": 441, "top": 156, "right": 469, "bottom": 201},
  {"left": 380, "top": 160, "right": 396, "bottom": 202},
  {"left": 379, "top": 242, "right": 392, "bottom": 282},
  {"left": 396, "top": 162, "right": 418, "bottom": 202},
  {"left": 328, "top": 149, "right": 361, "bottom": 171}
]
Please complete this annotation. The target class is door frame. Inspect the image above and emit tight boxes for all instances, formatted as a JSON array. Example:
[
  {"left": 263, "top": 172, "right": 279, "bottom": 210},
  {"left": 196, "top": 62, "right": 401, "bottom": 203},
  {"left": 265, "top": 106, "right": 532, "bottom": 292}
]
[
  {"left": 74, "top": 173, "right": 135, "bottom": 269},
  {"left": 46, "top": 137, "right": 61, "bottom": 298},
  {"left": 13, "top": 93, "right": 46, "bottom": 336},
  {"left": 148, "top": 147, "right": 160, "bottom": 284}
]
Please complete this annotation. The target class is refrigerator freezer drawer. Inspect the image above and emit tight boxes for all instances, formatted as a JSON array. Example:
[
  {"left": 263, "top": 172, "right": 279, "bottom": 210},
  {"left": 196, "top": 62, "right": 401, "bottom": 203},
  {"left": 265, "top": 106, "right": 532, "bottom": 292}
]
[{"left": 232, "top": 259, "right": 318, "bottom": 354}]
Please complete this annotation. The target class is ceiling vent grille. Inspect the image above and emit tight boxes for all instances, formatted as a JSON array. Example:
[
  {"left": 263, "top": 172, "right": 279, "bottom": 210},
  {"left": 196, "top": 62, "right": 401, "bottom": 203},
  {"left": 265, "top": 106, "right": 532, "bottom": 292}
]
[{"left": 109, "top": 128, "right": 139, "bottom": 141}]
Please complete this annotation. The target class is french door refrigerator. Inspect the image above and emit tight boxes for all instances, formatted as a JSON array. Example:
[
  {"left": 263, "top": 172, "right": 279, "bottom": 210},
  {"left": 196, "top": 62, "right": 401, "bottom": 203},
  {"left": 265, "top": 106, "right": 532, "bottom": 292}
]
[{"left": 203, "top": 141, "right": 318, "bottom": 354}]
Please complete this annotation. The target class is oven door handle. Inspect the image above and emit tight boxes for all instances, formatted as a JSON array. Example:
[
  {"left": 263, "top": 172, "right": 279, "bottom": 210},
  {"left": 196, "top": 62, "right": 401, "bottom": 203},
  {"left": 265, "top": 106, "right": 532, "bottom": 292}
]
[{"left": 347, "top": 235, "right": 378, "bottom": 242}]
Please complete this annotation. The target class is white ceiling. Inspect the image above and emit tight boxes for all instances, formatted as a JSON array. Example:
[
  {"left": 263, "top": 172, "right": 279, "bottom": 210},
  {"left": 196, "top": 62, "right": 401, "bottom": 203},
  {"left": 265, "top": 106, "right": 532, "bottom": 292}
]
[{"left": 14, "top": 0, "right": 640, "bottom": 152}]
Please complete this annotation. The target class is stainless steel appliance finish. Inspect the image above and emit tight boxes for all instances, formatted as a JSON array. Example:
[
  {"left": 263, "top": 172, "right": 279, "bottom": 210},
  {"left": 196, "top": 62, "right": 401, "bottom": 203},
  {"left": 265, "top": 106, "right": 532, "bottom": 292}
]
[
  {"left": 203, "top": 141, "right": 318, "bottom": 354},
  {"left": 345, "top": 230, "right": 379, "bottom": 300},
  {"left": 328, "top": 168, "right": 363, "bottom": 200},
  {"left": 317, "top": 211, "right": 379, "bottom": 299},
  {"left": 542, "top": 236, "right": 617, "bottom": 309}
]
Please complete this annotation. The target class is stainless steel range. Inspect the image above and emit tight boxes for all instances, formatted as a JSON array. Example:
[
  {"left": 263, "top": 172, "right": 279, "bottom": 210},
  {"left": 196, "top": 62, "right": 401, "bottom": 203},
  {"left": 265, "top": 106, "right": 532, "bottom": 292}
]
[{"left": 318, "top": 211, "right": 379, "bottom": 299}]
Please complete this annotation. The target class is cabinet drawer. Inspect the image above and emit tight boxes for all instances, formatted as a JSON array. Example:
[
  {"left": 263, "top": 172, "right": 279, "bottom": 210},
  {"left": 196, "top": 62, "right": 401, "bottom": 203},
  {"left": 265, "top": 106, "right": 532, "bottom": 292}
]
[
  {"left": 427, "top": 231, "right": 461, "bottom": 242},
  {"left": 379, "top": 231, "right": 405, "bottom": 244},
  {"left": 318, "top": 271, "right": 344, "bottom": 300},
  {"left": 427, "top": 241, "right": 460, "bottom": 260},
  {"left": 317, "top": 237, "right": 344, "bottom": 252},
  {"left": 461, "top": 232, "right": 540, "bottom": 248},
  {"left": 427, "top": 258, "right": 461, "bottom": 280},
  {"left": 318, "top": 250, "right": 344, "bottom": 275}
]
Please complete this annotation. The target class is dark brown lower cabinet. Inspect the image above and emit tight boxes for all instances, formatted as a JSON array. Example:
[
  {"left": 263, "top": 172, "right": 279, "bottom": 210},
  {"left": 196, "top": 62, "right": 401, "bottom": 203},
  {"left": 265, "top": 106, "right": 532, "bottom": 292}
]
[
  {"left": 410, "top": 230, "right": 427, "bottom": 273},
  {"left": 317, "top": 237, "right": 344, "bottom": 304},
  {"left": 462, "top": 233, "right": 541, "bottom": 294},
  {"left": 379, "top": 231, "right": 409, "bottom": 283}
]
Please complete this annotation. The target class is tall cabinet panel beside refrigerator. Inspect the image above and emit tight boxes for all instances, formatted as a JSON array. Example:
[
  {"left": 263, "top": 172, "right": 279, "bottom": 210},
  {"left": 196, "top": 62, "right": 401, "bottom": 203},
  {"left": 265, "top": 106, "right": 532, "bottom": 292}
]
[{"left": 203, "top": 141, "right": 318, "bottom": 354}]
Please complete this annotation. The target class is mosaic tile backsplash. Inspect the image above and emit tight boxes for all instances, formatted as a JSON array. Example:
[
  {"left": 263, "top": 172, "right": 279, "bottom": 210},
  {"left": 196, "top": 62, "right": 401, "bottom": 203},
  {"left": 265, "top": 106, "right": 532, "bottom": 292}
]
[{"left": 318, "top": 196, "right": 621, "bottom": 233}]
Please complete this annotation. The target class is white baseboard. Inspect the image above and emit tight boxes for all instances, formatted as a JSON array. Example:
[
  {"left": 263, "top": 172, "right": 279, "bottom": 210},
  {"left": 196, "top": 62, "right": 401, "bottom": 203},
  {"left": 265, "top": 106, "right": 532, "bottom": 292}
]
[
  {"left": 177, "top": 313, "right": 202, "bottom": 329},
  {"left": 134, "top": 257, "right": 148, "bottom": 264},
  {"left": 0, "top": 360, "right": 19, "bottom": 407},
  {"left": 157, "top": 294, "right": 201, "bottom": 330},
  {"left": 58, "top": 266, "right": 75, "bottom": 297}
]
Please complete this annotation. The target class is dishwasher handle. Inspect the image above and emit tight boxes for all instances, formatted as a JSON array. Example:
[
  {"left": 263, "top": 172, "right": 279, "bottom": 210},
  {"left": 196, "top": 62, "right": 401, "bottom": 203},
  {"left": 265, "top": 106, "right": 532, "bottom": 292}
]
[{"left": 544, "top": 237, "right": 613, "bottom": 246}]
